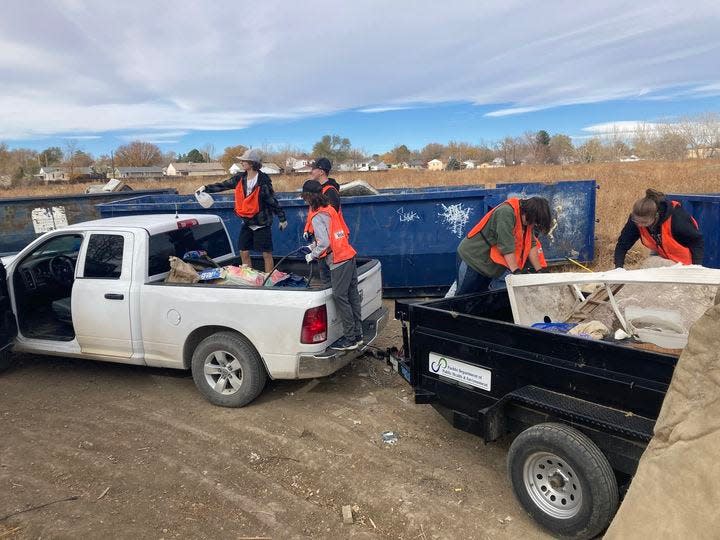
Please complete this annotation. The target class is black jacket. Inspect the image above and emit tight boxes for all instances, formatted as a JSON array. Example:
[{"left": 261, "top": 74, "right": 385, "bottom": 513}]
[
  {"left": 204, "top": 171, "right": 286, "bottom": 228},
  {"left": 614, "top": 200, "right": 704, "bottom": 267},
  {"left": 323, "top": 178, "right": 341, "bottom": 212}
]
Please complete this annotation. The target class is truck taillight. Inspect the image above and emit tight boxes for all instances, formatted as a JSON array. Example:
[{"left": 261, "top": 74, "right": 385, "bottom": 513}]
[{"left": 301, "top": 305, "right": 327, "bottom": 344}]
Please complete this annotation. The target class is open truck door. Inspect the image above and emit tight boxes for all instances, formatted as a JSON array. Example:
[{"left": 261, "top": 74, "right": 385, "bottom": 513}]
[{"left": 0, "top": 260, "right": 18, "bottom": 372}]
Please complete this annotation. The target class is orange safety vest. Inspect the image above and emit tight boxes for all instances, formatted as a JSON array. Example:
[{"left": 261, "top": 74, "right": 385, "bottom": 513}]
[
  {"left": 637, "top": 200, "right": 698, "bottom": 265},
  {"left": 234, "top": 179, "right": 261, "bottom": 218},
  {"left": 466, "top": 198, "right": 547, "bottom": 269},
  {"left": 306, "top": 205, "right": 357, "bottom": 264},
  {"left": 303, "top": 184, "right": 350, "bottom": 236}
]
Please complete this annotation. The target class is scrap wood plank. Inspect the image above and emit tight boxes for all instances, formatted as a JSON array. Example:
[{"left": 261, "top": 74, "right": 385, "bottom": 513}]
[{"left": 565, "top": 284, "right": 624, "bottom": 323}]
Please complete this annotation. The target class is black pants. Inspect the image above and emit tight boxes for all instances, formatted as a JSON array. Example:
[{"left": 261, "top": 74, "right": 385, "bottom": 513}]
[{"left": 330, "top": 258, "right": 362, "bottom": 339}]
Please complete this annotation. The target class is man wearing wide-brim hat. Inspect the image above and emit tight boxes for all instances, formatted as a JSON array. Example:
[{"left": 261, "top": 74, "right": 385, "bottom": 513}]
[{"left": 198, "top": 149, "right": 287, "bottom": 273}]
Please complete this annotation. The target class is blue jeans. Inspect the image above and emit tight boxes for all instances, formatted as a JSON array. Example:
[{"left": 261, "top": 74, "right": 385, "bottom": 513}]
[{"left": 456, "top": 258, "right": 510, "bottom": 295}]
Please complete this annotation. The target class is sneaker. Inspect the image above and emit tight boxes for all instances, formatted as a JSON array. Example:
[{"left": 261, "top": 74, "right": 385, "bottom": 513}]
[
  {"left": 330, "top": 337, "right": 358, "bottom": 351},
  {"left": 355, "top": 335, "right": 364, "bottom": 346}
]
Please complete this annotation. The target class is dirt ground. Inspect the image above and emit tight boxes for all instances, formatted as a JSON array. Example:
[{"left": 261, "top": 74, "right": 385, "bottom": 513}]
[{"left": 0, "top": 308, "right": 549, "bottom": 540}]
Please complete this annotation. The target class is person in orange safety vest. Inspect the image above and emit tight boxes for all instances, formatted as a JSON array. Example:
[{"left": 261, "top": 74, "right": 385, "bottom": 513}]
[
  {"left": 303, "top": 157, "right": 350, "bottom": 284},
  {"left": 614, "top": 189, "right": 704, "bottom": 267},
  {"left": 455, "top": 196, "right": 553, "bottom": 295},
  {"left": 302, "top": 179, "right": 362, "bottom": 352},
  {"left": 198, "top": 149, "right": 287, "bottom": 273}
]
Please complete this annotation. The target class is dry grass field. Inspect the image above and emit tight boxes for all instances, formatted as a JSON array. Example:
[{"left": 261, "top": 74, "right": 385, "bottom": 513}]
[{"left": 5, "top": 159, "right": 720, "bottom": 268}]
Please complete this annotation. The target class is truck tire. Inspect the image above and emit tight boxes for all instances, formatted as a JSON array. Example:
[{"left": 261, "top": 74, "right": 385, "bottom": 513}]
[
  {"left": 0, "top": 348, "right": 13, "bottom": 374},
  {"left": 507, "top": 422, "right": 618, "bottom": 540},
  {"left": 191, "top": 332, "right": 267, "bottom": 408}
]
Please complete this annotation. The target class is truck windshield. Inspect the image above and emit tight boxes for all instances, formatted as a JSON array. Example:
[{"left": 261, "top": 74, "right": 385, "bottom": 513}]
[{"left": 148, "top": 222, "right": 232, "bottom": 276}]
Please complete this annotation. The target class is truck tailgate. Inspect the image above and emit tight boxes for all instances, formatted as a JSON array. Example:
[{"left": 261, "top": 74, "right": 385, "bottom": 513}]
[{"left": 357, "top": 260, "right": 383, "bottom": 320}]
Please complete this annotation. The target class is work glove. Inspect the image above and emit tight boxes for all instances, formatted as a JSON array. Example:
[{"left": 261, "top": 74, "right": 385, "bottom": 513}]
[
  {"left": 305, "top": 253, "right": 314, "bottom": 264},
  {"left": 279, "top": 220, "right": 288, "bottom": 231},
  {"left": 302, "top": 231, "right": 310, "bottom": 241},
  {"left": 196, "top": 185, "right": 206, "bottom": 193}
]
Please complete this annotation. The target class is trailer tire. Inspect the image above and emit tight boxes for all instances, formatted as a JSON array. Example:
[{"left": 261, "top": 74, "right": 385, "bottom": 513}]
[
  {"left": 0, "top": 348, "right": 13, "bottom": 374},
  {"left": 191, "top": 332, "right": 267, "bottom": 408},
  {"left": 507, "top": 422, "right": 618, "bottom": 539}
]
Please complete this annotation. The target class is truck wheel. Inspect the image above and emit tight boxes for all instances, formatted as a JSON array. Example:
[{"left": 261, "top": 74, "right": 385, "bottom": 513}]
[
  {"left": 507, "top": 423, "right": 618, "bottom": 540},
  {"left": 191, "top": 332, "right": 267, "bottom": 408},
  {"left": 0, "top": 349, "right": 13, "bottom": 373}
]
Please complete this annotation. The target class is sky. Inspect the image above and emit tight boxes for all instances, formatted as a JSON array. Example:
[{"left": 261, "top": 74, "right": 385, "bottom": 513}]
[{"left": 2, "top": 0, "right": 720, "bottom": 156}]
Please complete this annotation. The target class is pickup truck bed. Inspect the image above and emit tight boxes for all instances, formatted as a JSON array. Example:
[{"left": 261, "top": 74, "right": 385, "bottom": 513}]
[{"left": 394, "top": 290, "right": 677, "bottom": 539}]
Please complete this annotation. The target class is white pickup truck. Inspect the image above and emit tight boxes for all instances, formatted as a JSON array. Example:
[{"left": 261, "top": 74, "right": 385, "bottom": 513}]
[{"left": 0, "top": 214, "right": 386, "bottom": 407}]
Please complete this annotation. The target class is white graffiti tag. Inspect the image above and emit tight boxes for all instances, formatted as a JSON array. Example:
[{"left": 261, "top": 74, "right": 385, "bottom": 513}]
[
  {"left": 397, "top": 207, "right": 420, "bottom": 223},
  {"left": 438, "top": 203, "right": 471, "bottom": 238}
]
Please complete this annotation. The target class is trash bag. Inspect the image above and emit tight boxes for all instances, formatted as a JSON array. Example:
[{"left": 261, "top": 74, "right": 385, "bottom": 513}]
[
  {"left": 605, "top": 301, "right": 720, "bottom": 538},
  {"left": 165, "top": 256, "right": 200, "bottom": 283}
]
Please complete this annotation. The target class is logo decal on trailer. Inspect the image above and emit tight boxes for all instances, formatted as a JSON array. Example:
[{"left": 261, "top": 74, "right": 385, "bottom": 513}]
[{"left": 429, "top": 352, "right": 491, "bottom": 391}]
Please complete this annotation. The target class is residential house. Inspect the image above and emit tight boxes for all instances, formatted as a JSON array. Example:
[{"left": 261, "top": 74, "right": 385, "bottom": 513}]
[
  {"left": 686, "top": 147, "right": 719, "bottom": 159},
  {"left": 37, "top": 166, "right": 101, "bottom": 182},
  {"left": 112, "top": 166, "right": 164, "bottom": 178},
  {"left": 408, "top": 159, "right": 425, "bottom": 170},
  {"left": 427, "top": 159, "right": 444, "bottom": 171},
  {"left": 165, "top": 162, "right": 226, "bottom": 177},
  {"left": 370, "top": 161, "right": 389, "bottom": 171},
  {"left": 338, "top": 161, "right": 357, "bottom": 172},
  {"left": 463, "top": 160, "right": 478, "bottom": 169},
  {"left": 619, "top": 155, "right": 642, "bottom": 162},
  {"left": 37, "top": 166, "right": 68, "bottom": 182}
]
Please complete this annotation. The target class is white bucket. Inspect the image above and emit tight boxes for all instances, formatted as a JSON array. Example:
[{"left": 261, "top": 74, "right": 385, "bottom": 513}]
[{"left": 195, "top": 190, "right": 214, "bottom": 209}]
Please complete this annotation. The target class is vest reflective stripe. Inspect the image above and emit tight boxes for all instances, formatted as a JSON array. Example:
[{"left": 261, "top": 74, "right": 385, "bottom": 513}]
[
  {"left": 303, "top": 184, "right": 350, "bottom": 236},
  {"left": 234, "top": 181, "right": 260, "bottom": 218},
  {"left": 637, "top": 200, "right": 695, "bottom": 265},
  {"left": 466, "top": 198, "right": 544, "bottom": 269},
  {"left": 306, "top": 205, "right": 357, "bottom": 264}
]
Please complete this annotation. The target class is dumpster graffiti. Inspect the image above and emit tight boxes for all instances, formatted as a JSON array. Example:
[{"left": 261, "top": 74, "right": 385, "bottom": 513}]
[
  {"left": 31, "top": 206, "right": 68, "bottom": 233},
  {"left": 438, "top": 203, "right": 471, "bottom": 238},
  {"left": 397, "top": 207, "right": 420, "bottom": 223}
]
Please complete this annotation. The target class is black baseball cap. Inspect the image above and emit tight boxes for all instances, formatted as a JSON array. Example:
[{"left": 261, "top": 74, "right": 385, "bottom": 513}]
[
  {"left": 311, "top": 157, "right": 332, "bottom": 174},
  {"left": 302, "top": 179, "right": 322, "bottom": 194}
]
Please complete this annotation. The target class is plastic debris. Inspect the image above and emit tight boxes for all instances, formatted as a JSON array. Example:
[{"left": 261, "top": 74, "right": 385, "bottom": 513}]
[
  {"left": 381, "top": 431, "right": 399, "bottom": 444},
  {"left": 342, "top": 505, "right": 354, "bottom": 524}
]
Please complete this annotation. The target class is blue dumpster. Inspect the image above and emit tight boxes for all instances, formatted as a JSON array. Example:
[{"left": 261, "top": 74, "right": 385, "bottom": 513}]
[
  {"left": 0, "top": 188, "right": 178, "bottom": 255},
  {"left": 97, "top": 180, "right": 596, "bottom": 296},
  {"left": 668, "top": 192, "right": 720, "bottom": 268}
]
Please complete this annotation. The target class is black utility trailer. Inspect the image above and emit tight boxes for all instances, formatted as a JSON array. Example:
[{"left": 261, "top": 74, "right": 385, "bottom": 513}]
[{"left": 393, "top": 291, "right": 676, "bottom": 539}]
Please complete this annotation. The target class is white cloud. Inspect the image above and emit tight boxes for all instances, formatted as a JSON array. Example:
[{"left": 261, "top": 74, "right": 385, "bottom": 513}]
[
  {"left": 581, "top": 121, "right": 668, "bottom": 135},
  {"left": 117, "top": 131, "right": 189, "bottom": 142},
  {"left": 0, "top": 0, "right": 719, "bottom": 139},
  {"left": 358, "top": 105, "right": 415, "bottom": 114}
]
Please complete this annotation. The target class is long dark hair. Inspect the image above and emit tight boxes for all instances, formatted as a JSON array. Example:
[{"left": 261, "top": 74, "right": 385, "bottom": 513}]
[
  {"left": 520, "top": 197, "right": 553, "bottom": 234},
  {"left": 304, "top": 192, "right": 329, "bottom": 210},
  {"left": 632, "top": 189, "right": 665, "bottom": 221}
]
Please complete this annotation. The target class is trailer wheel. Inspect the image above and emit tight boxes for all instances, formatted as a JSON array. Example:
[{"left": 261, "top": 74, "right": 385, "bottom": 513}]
[
  {"left": 191, "top": 332, "right": 267, "bottom": 408},
  {"left": 507, "top": 423, "right": 618, "bottom": 539}
]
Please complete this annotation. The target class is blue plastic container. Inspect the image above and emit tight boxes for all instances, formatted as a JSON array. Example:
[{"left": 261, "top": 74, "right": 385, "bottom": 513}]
[
  {"left": 668, "top": 192, "right": 720, "bottom": 268},
  {"left": 97, "top": 181, "right": 597, "bottom": 296},
  {"left": 0, "top": 188, "right": 178, "bottom": 255}
]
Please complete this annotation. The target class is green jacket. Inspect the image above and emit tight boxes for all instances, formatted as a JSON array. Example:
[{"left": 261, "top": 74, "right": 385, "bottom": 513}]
[{"left": 458, "top": 204, "right": 535, "bottom": 278}]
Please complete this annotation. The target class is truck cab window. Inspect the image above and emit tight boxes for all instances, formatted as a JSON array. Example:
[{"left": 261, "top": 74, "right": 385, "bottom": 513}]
[
  {"left": 148, "top": 223, "right": 231, "bottom": 276},
  {"left": 84, "top": 234, "right": 125, "bottom": 279}
]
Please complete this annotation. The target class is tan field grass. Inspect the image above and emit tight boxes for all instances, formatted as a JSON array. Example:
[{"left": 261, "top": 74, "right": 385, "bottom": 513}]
[{"left": 4, "top": 160, "right": 720, "bottom": 269}]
